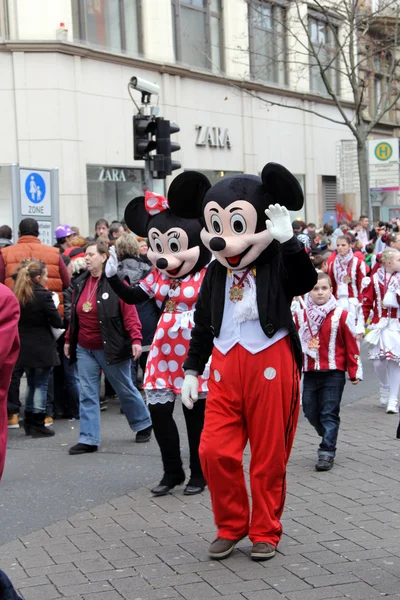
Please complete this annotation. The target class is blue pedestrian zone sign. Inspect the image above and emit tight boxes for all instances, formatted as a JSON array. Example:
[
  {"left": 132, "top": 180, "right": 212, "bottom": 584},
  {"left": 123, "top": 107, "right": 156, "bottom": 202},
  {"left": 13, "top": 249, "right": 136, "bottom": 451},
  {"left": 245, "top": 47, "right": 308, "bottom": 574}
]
[{"left": 25, "top": 172, "right": 46, "bottom": 203}]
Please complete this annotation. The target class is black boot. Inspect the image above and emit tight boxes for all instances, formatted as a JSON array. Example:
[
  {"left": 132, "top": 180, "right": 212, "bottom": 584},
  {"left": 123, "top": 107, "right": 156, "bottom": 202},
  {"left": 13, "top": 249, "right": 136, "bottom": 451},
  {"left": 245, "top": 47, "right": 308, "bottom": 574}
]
[
  {"left": 183, "top": 398, "right": 207, "bottom": 495},
  {"left": 23, "top": 411, "right": 33, "bottom": 436},
  {"left": 396, "top": 421, "right": 400, "bottom": 440},
  {"left": 30, "top": 413, "right": 55, "bottom": 437},
  {"left": 149, "top": 402, "right": 185, "bottom": 496}
]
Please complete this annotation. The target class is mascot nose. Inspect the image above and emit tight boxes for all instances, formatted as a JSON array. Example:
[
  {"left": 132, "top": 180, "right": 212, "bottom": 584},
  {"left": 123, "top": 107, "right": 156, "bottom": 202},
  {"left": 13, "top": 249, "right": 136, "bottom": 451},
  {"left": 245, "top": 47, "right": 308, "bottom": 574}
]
[
  {"left": 156, "top": 258, "right": 168, "bottom": 269},
  {"left": 209, "top": 237, "right": 226, "bottom": 252}
]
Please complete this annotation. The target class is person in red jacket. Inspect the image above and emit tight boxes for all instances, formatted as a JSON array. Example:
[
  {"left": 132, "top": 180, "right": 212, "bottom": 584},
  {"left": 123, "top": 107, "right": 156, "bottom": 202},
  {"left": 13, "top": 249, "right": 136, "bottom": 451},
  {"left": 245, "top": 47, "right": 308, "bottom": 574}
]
[
  {"left": 295, "top": 272, "right": 362, "bottom": 471},
  {"left": 361, "top": 248, "right": 400, "bottom": 415},
  {"left": 0, "top": 283, "right": 20, "bottom": 480},
  {"left": 328, "top": 236, "right": 367, "bottom": 331}
]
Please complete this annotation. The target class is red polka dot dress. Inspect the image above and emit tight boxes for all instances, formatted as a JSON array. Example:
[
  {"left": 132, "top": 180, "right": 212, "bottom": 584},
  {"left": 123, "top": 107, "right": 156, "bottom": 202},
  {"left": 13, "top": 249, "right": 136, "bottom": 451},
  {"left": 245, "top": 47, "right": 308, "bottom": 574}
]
[{"left": 139, "top": 268, "right": 209, "bottom": 395}]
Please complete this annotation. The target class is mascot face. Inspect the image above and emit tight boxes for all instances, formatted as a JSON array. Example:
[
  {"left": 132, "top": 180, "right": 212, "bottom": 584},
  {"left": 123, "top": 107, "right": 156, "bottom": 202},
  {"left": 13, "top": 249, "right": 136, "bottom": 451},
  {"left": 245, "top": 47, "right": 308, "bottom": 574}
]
[
  {"left": 124, "top": 191, "right": 210, "bottom": 279},
  {"left": 167, "top": 163, "right": 304, "bottom": 271},
  {"left": 201, "top": 197, "right": 272, "bottom": 270},
  {"left": 147, "top": 225, "right": 200, "bottom": 278}
]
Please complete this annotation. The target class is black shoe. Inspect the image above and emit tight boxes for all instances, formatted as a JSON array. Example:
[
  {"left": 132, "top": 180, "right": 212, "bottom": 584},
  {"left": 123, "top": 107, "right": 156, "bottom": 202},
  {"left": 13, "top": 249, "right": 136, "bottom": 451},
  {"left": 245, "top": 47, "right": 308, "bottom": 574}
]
[
  {"left": 30, "top": 413, "right": 55, "bottom": 437},
  {"left": 397, "top": 422, "right": 400, "bottom": 439},
  {"left": 100, "top": 399, "right": 108, "bottom": 412},
  {"left": 315, "top": 456, "right": 334, "bottom": 471},
  {"left": 135, "top": 426, "right": 152, "bottom": 443},
  {"left": 151, "top": 473, "right": 185, "bottom": 497},
  {"left": 23, "top": 411, "right": 33, "bottom": 436},
  {"left": 184, "top": 477, "right": 206, "bottom": 496},
  {"left": 69, "top": 443, "right": 98, "bottom": 455}
]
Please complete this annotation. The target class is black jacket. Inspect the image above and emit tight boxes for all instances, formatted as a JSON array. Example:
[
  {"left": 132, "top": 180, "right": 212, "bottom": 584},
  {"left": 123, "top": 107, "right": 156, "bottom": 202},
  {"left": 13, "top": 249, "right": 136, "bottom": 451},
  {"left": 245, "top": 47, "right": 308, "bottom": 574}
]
[
  {"left": 184, "top": 236, "right": 317, "bottom": 374},
  {"left": 17, "top": 284, "right": 63, "bottom": 368},
  {"left": 68, "top": 272, "right": 133, "bottom": 365}
]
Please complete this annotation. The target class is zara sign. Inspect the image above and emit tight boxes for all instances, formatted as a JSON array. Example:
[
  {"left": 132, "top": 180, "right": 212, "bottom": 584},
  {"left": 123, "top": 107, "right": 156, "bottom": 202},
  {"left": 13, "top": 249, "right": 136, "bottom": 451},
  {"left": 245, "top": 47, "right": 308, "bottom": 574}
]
[{"left": 195, "top": 125, "right": 231, "bottom": 149}]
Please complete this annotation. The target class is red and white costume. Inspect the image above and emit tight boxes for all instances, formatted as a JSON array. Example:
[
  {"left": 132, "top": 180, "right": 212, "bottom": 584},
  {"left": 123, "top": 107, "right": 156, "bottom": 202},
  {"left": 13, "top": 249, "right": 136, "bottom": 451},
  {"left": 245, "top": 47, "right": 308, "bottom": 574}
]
[
  {"left": 362, "top": 268, "right": 400, "bottom": 363},
  {"left": 294, "top": 302, "right": 362, "bottom": 380},
  {"left": 328, "top": 251, "right": 366, "bottom": 331},
  {"left": 361, "top": 268, "right": 400, "bottom": 412},
  {"left": 140, "top": 269, "right": 209, "bottom": 398}
]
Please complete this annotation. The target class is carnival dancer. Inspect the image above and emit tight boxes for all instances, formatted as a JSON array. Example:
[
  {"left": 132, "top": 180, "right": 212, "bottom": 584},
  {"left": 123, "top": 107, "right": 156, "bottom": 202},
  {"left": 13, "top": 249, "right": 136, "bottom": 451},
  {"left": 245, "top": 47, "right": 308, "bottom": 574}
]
[
  {"left": 295, "top": 273, "right": 362, "bottom": 471},
  {"left": 170, "top": 164, "right": 317, "bottom": 562},
  {"left": 106, "top": 191, "right": 211, "bottom": 497},
  {"left": 361, "top": 248, "right": 400, "bottom": 415}
]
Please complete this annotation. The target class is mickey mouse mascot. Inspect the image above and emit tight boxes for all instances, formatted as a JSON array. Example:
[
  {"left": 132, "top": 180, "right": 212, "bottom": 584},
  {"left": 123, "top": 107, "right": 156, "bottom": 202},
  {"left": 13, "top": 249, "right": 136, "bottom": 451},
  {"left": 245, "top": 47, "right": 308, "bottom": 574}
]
[
  {"left": 170, "top": 163, "right": 317, "bottom": 562},
  {"left": 106, "top": 191, "right": 211, "bottom": 497}
]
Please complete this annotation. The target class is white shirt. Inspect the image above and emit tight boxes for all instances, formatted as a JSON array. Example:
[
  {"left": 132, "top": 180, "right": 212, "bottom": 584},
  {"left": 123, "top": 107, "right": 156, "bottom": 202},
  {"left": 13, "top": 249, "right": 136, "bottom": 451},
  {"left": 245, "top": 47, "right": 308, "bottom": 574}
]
[{"left": 214, "top": 270, "right": 288, "bottom": 355}]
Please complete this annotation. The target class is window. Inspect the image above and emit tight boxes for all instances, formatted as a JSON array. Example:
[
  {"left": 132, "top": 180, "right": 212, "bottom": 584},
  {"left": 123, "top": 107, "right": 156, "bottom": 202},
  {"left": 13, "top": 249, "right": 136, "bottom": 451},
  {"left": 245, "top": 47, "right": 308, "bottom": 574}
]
[
  {"left": 0, "top": 0, "right": 9, "bottom": 40},
  {"left": 372, "top": 52, "right": 395, "bottom": 120},
  {"left": 309, "top": 16, "right": 339, "bottom": 95},
  {"left": 322, "top": 175, "right": 337, "bottom": 211},
  {"left": 172, "top": 0, "right": 223, "bottom": 73},
  {"left": 249, "top": 1, "right": 286, "bottom": 85},
  {"left": 72, "top": 0, "right": 142, "bottom": 55}
]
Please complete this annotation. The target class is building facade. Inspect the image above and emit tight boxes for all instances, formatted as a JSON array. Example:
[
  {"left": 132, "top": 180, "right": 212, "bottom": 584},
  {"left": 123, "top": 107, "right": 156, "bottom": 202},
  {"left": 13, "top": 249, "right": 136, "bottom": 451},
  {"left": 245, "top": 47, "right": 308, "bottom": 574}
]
[{"left": 0, "top": 0, "right": 397, "bottom": 236}]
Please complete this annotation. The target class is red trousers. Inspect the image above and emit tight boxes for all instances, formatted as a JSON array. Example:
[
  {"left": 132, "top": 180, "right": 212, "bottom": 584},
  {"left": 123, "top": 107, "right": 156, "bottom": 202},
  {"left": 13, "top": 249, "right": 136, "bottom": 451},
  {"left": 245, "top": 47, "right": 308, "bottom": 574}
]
[{"left": 199, "top": 337, "right": 300, "bottom": 545}]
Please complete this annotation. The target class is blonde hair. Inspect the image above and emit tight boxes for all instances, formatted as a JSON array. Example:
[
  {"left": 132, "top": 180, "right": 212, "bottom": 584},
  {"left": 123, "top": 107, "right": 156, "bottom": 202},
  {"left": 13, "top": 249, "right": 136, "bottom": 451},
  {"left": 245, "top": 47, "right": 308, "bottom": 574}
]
[
  {"left": 13, "top": 258, "right": 46, "bottom": 306},
  {"left": 70, "top": 257, "right": 87, "bottom": 275},
  {"left": 381, "top": 248, "right": 400, "bottom": 266},
  {"left": 115, "top": 233, "right": 140, "bottom": 259}
]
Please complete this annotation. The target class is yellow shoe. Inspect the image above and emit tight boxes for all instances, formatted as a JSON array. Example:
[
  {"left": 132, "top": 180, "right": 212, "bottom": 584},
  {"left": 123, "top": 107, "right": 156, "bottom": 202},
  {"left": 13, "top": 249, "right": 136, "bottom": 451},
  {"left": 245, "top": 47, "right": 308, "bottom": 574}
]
[
  {"left": 8, "top": 414, "right": 20, "bottom": 429},
  {"left": 44, "top": 417, "right": 54, "bottom": 427}
]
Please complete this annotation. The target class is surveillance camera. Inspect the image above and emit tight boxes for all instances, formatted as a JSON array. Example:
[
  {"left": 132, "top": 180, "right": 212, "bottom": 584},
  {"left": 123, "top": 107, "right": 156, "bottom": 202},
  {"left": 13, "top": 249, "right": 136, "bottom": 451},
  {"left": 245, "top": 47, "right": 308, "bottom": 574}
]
[{"left": 129, "top": 76, "right": 160, "bottom": 96}]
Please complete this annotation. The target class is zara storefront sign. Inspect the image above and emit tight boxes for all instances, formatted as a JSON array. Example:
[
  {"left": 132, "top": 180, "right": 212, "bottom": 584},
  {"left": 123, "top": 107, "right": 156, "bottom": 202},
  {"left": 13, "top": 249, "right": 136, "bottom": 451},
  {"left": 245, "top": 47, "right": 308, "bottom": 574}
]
[
  {"left": 98, "top": 168, "right": 127, "bottom": 182},
  {"left": 195, "top": 126, "right": 231, "bottom": 149}
]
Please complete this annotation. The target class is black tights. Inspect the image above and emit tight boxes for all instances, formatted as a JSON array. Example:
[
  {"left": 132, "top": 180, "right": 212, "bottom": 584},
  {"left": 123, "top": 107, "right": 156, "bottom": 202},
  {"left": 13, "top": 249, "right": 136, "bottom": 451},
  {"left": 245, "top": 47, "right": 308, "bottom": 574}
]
[{"left": 149, "top": 398, "right": 206, "bottom": 485}]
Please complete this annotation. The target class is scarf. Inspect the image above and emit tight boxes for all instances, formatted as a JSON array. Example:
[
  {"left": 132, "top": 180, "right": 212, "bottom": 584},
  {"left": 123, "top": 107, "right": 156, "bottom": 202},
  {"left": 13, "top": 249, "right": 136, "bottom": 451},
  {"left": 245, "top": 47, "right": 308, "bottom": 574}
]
[
  {"left": 335, "top": 249, "right": 354, "bottom": 283},
  {"left": 299, "top": 294, "right": 337, "bottom": 358},
  {"left": 377, "top": 267, "right": 400, "bottom": 308}
]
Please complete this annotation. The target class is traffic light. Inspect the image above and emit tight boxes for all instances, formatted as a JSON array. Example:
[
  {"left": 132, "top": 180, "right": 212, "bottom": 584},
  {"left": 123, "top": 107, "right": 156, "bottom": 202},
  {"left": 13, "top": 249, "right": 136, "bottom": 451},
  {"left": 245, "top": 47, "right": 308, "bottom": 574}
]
[
  {"left": 133, "top": 114, "right": 181, "bottom": 179},
  {"left": 152, "top": 118, "right": 181, "bottom": 179},
  {"left": 133, "top": 115, "right": 156, "bottom": 160}
]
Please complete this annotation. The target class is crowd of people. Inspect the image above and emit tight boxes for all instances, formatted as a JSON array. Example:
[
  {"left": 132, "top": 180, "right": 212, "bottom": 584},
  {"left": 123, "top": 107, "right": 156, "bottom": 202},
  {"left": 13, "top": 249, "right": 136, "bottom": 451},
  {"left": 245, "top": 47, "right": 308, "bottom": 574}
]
[{"left": 0, "top": 163, "right": 399, "bottom": 575}]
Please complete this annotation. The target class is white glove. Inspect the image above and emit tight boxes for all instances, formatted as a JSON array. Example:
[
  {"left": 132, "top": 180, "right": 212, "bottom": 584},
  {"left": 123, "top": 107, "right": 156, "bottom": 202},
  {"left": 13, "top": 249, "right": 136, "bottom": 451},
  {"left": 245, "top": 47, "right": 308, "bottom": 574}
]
[
  {"left": 181, "top": 373, "right": 199, "bottom": 410},
  {"left": 51, "top": 291, "right": 60, "bottom": 309},
  {"left": 105, "top": 246, "right": 118, "bottom": 278},
  {"left": 265, "top": 204, "right": 293, "bottom": 244}
]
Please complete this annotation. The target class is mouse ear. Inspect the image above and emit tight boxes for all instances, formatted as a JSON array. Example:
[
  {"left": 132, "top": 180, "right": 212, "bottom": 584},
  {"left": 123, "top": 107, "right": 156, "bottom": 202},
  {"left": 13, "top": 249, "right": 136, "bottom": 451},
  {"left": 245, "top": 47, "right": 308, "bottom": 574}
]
[
  {"left": 124, "top": 197, "right": 151, "bottom": 237},
  {"left": 168, "top": 171, "right": 212, "bottom": 219},
  {"left": 261, "top": 163, "right": 303, "bottom": 211}
]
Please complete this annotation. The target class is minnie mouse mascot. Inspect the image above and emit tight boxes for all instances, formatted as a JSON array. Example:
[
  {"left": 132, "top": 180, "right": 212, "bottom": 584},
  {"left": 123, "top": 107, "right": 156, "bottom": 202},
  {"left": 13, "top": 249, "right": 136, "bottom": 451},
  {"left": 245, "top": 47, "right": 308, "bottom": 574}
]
[
  {"left": 105, "top": 191, "right": 211, "bottom": 497},
  {"left": 170, "top": 164, "right": 317, "bottom": 562}
]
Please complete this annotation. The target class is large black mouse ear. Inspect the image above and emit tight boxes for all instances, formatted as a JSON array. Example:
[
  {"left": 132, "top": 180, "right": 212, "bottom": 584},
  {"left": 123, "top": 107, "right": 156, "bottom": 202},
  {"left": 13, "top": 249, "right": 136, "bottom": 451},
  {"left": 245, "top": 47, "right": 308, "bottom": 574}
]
[
  {"left": 124, "top": 196, "right": 150, "bottom": 237},
  {"left": 168, "top": 171, "right": 212, "bottom": 219},
  {"left": 261, "top": 163, "right": 303, "bottom": 211}
]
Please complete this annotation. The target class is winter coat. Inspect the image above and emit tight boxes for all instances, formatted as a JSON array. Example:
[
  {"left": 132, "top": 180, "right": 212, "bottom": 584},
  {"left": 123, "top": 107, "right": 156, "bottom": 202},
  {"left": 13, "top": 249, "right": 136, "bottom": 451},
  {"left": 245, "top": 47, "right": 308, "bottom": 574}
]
[{"left": 16, "top": 284, "right": 63, "bottom": 368}]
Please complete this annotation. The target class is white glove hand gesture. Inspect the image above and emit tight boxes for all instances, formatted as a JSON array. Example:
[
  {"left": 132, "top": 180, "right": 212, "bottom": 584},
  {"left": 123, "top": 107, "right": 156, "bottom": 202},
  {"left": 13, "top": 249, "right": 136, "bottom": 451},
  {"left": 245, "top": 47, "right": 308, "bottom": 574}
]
[
  {"left": 181, "top": 374, "right": 199, "bottom": 410},
  {"left": 265, "top": 204, "right": 293, "bottom": 244},
  {"left": 105, "top": 246, "right": 118, "bottom": 278}
]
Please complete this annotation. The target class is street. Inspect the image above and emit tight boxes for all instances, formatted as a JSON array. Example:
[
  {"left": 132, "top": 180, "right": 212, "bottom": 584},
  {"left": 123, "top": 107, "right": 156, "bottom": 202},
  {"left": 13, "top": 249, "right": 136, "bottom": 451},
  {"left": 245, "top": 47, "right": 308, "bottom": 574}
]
[{"left": 2, "top": 354, "right": 400, "bottom": 599}]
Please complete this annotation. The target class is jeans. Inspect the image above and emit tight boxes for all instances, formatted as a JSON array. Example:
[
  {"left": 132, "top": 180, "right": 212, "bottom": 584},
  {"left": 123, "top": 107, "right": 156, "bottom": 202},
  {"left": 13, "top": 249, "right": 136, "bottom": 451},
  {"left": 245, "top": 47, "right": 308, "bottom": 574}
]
[
  {"left": 76, "top": 345, "right": 152, "bottom": 446},
  {"left": 0, "top": 569, "right": 23, "bottom": 600},
  {"left": 25, "top": 367, "right": 52, "bottom": 414},
  {"left": 302, "top": 370, "right": 346, "bottom": 457},
  {"left": 7, "top": 366, "right": 24, "bottom": 415}
]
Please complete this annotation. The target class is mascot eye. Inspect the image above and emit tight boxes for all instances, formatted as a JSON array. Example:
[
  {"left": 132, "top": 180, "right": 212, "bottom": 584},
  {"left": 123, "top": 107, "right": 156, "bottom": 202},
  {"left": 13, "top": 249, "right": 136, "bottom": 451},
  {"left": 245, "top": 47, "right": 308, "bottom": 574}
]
[
  {"left": 230, "top": 214, "right": 247, "bottom": 235},
  {"left": 168, "top": 237, "right": 181, "bottom": 253},
  {"left": 153, "top": 238, "right": 164, "bottom": 253},
  {"left": 210, "top": 214, "right": 223, "bottom": 234}
]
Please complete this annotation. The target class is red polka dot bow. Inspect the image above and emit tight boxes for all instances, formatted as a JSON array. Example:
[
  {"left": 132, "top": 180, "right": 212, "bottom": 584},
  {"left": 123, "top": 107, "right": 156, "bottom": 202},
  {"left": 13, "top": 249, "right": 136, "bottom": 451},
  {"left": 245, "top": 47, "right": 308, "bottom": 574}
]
[{"left": 144, "top": 191, "right": 169, "bottom": 215}]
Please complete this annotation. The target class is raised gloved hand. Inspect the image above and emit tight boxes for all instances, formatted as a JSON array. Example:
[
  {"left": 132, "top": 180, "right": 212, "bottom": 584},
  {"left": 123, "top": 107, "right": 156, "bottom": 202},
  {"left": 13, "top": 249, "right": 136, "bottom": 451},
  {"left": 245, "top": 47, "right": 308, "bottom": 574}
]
[
  {"left": 265, "top": 204, "right": 293, "bottom": 244},
  {"left": 181, "top": 373, "right": 199, "bottom": 410},
  {"left": 105, "top": 246, "right": 118, "bottom": 278}
]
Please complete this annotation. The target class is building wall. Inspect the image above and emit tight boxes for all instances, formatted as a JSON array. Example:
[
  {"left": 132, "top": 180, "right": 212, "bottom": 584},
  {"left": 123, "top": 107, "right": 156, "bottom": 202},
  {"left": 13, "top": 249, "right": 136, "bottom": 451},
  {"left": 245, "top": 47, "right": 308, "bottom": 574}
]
[{"left": 0, "top": 47, "right": 352, "bottom": 233}]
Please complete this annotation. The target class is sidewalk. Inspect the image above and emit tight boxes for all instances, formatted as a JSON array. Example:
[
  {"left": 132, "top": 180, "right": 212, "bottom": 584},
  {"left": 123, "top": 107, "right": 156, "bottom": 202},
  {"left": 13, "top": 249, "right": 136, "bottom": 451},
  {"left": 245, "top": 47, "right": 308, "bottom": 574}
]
[{"left": 2, "top": 394, "right": 400, "bottom": 600}]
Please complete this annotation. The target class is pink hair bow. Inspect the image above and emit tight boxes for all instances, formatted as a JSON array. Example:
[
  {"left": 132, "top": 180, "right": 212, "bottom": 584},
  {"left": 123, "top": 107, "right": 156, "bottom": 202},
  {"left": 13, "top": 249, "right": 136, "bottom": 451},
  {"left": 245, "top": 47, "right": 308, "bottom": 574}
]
[{"left": 144, "top": 191, "right": 169, "bottom": 215}]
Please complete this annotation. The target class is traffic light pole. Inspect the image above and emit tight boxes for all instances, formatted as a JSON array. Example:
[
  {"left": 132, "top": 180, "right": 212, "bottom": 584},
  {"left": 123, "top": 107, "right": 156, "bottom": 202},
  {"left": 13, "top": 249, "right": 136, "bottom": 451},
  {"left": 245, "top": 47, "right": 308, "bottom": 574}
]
[{"left": 144, "top": 156, "right": 154, "bottom": 192}]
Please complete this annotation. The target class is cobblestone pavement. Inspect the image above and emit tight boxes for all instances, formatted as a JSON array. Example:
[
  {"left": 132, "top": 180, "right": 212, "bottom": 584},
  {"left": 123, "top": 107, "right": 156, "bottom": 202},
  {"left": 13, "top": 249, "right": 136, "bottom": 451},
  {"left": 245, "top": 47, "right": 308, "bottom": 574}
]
[{"left": 2, "top": 393, "right": 400, "bottom": 600}]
